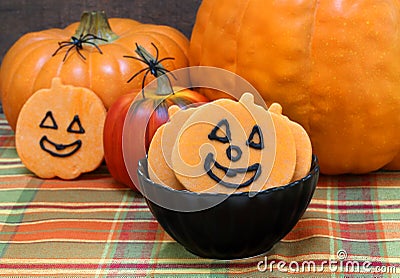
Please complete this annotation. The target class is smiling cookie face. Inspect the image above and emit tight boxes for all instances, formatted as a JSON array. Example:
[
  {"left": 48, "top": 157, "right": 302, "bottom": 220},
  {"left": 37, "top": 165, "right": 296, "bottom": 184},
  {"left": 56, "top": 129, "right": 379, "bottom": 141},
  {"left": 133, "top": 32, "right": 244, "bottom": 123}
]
[
  {"left": 39, "top": 112, "right": 85, "bottom": 157},
  {"left": 203, "top": 118, "right": 264, "bottom": 189},
  {"left": 168, "top": 93, "right": 296, "bottom": 194},
  {"left": 15, "top": 78, "right": 106, "bottom": 179}
]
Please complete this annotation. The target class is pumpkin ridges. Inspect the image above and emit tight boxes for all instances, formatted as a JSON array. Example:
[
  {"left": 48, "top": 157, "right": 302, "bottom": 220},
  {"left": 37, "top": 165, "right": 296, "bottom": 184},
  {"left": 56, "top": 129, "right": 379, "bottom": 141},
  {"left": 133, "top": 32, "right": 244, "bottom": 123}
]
[
  {"left": 1, "top": 36, "right": 62, "bottom": 98},
  {"left": 190, "top": 0, "right": 400, "bottom": 174},
  {"left": 1, "top": 11, "right": 191, "bottom": 131},
  {"left": 86, "top": 46, "right": 130, "bottom": 108},
  {"left": 188, "top": 0, "right": 214, "bottom": 67},
  {"left": 2, "top": 39, "right": 62, "bottom": 129},
  {"left": 129, "top": 24, "right": 190, "bottom": 52},
  {"left": 107, "top": 18, "right": 142, "bottom": 36},
  {"left": 63, "top": 22, "right": 79, "bottom": 34}
]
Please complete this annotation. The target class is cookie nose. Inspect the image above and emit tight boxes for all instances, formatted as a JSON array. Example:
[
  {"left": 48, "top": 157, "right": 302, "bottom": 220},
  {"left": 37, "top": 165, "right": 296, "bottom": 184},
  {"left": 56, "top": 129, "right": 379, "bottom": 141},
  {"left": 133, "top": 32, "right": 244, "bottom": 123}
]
[{"left": 226, "top": 145, "right": 242, "bottom": 162}]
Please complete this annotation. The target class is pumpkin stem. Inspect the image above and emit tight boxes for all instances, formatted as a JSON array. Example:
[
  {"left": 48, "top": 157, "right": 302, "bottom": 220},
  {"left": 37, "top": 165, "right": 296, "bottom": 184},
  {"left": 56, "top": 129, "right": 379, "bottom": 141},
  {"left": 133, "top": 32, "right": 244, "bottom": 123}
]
[
  {"left": 74, "top": 11, "right": 119, "bottom": 45},
  {"left": 124, "top": 43, "right": 175, "bottom": 98}
]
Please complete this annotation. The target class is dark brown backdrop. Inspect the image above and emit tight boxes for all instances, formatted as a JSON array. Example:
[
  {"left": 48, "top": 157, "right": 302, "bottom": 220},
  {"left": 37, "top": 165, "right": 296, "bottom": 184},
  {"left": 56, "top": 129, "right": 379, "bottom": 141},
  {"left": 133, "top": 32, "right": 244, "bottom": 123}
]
[{"left": 0, "top": 0, "right": 202, "bottom": 64}]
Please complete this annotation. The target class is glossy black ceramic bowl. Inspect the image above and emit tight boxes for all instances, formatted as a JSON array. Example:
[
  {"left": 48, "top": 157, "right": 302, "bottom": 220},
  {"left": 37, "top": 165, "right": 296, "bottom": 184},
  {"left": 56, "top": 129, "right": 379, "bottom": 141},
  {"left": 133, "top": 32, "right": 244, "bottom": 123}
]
[{"left": 137, "top": 155, "right": 319, "bottom": 260}]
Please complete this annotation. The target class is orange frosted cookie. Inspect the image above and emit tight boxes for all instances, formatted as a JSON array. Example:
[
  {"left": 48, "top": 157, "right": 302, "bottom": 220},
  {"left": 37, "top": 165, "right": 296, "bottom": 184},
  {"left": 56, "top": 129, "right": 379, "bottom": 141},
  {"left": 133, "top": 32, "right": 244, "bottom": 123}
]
[
  {"left": 170, "top": 93, "right": 296, "bottom": 193},
  {"left": 147, "top": 105, "right": 196, "bottom": 190},
  {"left": 269, "top": 103, "right": 312, "bottom": 181}
]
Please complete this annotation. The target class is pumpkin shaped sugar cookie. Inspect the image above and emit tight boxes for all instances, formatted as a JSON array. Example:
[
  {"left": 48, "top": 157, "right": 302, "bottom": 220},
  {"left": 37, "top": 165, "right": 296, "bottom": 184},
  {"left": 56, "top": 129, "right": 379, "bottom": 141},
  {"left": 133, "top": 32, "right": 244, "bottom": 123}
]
[
  {"left": 170, "top": 93, "right": 297, "bottom": 194},
  {"left": 269, "top": 103, "right": 312, "bottom": 181},
  {"left": 147, "top": 106, "right": 197, "bottom": 190},
  {"left": 15, "top": 78, "right": 106, "bottom": 179}
]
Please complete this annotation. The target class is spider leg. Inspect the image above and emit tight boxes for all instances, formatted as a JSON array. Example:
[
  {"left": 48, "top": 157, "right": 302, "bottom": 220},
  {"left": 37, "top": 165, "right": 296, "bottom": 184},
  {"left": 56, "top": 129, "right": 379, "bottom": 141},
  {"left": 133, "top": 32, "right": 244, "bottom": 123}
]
[
  {"left": 151, "top": 42, "right": 159, "bottom": 62},
  {"left": 83, "top": 34, "right": 108, "bottom": 43},
  {"left": 156, "top": 67, "right": 177, "bottom": 80},
  {"left": 75, "top": 45, "right": 87, "bottom": 60},
  {"left": 52, "top": 42, "right": 73, "bottom": 56},
  {"left": 80, "top": 33, "right": 91, "bottom": 40},
  {"left": 127, "top": 67, "right": 149, "bottom": 83},
  {"left": 91, "top": 34, "right": 108, "bottom": 42},
  {"left": 164, "top": 73, "right": 175, "bottom": 94},
  {"left": 84, "top": 41, "right": 103, "bottom": 54},
  {"left": 156, "top": 57, "right": 176, "bottom": 77},
  {"left": 135, "top": 43, "right": 151, "bottom": 64},
  {"left": 123, "top": 56, "right": 150, "bottom": 66},
  {"left": 157, "top": 57, "right": 175, "bottom": 64},
  {"left": 62, "top": 45, "right": 76, "bottom": 62},
  {"left": 141, "top": 69, "right": 151, "bottom": 98},
  {"left": 59, "top": 41, "right": 74, "bottom": 47}
]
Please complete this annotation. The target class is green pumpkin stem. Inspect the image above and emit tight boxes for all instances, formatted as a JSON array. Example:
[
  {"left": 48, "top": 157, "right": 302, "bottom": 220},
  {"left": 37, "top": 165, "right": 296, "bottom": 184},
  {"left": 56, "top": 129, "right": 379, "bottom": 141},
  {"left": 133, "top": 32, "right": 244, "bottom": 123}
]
[
  {"left": 134, "top": 44, "right": 175, "bottom": 97},
  {"left": 74, "top": 11, "right": 119, "bottom": 44}
]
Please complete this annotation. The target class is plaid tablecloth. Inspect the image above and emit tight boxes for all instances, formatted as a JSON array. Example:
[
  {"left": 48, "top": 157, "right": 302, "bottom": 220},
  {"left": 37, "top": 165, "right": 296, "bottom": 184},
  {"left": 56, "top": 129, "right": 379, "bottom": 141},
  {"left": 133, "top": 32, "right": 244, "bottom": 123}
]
[{"left": 0, "top": 114, "right": 399, "bottom": 277}]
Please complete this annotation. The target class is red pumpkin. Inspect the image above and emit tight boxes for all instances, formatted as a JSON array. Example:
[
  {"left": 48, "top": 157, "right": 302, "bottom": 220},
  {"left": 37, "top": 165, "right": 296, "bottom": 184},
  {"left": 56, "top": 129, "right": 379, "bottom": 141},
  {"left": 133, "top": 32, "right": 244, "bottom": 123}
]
[{"left": 103, "top": 44, "right": 208, "bottom": 190}]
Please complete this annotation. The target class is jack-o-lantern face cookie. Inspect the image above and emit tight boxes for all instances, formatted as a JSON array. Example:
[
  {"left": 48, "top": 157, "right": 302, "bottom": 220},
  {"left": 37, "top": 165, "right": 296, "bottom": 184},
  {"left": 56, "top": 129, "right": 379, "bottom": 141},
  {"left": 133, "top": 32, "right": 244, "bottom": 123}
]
[
  {"left": 170, "top": 93, "right": 297, "bottom": 193},
  {"left": 15, "top": 78, "right": 106, "bottom": 179}
]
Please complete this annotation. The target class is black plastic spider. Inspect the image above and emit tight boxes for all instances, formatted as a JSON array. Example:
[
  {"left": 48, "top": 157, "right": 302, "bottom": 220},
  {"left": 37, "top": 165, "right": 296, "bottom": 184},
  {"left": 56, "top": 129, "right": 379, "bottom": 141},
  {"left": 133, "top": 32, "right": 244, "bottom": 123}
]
[
  {"left": 52, "top": 33, "right": 108, "bottom": 62},
  {"left": 124, "top": 42, "right": 176, "bottom": 97}
]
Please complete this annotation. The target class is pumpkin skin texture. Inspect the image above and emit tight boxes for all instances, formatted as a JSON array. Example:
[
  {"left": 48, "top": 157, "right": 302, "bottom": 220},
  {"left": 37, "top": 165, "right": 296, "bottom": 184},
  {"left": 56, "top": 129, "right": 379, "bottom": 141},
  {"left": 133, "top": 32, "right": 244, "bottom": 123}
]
[
  {"left": 189, "top": 0, "right": 400, "bottom": 174},
  {"left": 15, "top": 78, "right": 106, "bottom": 179},
  {"left": 0, "top": 11, "right": 190, "bottom": 131}
]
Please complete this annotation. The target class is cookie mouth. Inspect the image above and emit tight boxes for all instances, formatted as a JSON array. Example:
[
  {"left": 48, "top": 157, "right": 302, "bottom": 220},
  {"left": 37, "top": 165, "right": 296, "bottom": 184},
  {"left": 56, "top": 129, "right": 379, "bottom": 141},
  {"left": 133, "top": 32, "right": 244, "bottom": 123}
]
[
  {"left": 39, "top": 136, "right": 82, "bottom": 157},
  {"left": 204, "top": 153, "right": 261, "bottom": 189}
]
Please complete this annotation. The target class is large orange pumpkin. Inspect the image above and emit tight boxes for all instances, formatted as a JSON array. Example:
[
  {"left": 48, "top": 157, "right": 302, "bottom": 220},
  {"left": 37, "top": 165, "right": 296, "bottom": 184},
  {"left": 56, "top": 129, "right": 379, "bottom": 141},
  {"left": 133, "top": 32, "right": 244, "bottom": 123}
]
[
  {"left": 0, "top": 11, "right": 189, "bottom": 130},
  {"left": 189, "top": 0, "right": 400, "bottom": 174}
]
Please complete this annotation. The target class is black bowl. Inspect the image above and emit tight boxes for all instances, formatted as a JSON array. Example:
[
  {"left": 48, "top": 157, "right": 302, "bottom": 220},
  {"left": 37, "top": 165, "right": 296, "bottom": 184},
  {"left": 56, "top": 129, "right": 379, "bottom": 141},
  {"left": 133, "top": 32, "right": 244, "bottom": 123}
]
[{"left": 137, "top": 155, "right": 319, "bottom": 260}]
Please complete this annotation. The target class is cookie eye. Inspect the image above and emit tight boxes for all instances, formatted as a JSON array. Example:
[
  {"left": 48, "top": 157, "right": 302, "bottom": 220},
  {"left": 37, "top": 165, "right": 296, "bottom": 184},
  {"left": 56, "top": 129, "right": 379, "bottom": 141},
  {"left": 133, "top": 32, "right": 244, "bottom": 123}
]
[
  {"left": 246, "top": 125, "right": 264, "bottom": 149},
  {"left": 67, "top": 115, "right": 85, "bottom": 134},
  {"left": 208, "top": 119, "right": 231, "bottom": 143},
  {"left": 39, "top": 111, "right": 58, "bottom": 130}
]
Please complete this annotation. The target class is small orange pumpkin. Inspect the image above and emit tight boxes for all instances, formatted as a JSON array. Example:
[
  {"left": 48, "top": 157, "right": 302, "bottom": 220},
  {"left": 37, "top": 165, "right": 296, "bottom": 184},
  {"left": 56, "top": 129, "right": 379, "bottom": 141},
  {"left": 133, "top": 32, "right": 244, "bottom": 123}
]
[
  {"left": 0, "top": 10, "right": 190, "bottom": 130},
  {"left": 15, "top": 78, "right": 106, "bottom": 179}
]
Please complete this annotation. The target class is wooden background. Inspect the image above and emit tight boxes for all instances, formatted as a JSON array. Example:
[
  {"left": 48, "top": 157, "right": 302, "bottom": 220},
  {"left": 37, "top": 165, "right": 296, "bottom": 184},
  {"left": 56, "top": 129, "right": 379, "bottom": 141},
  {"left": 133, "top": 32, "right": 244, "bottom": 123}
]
[{"left": 0, "top": 0, "right": 202, "bottom": 64}]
